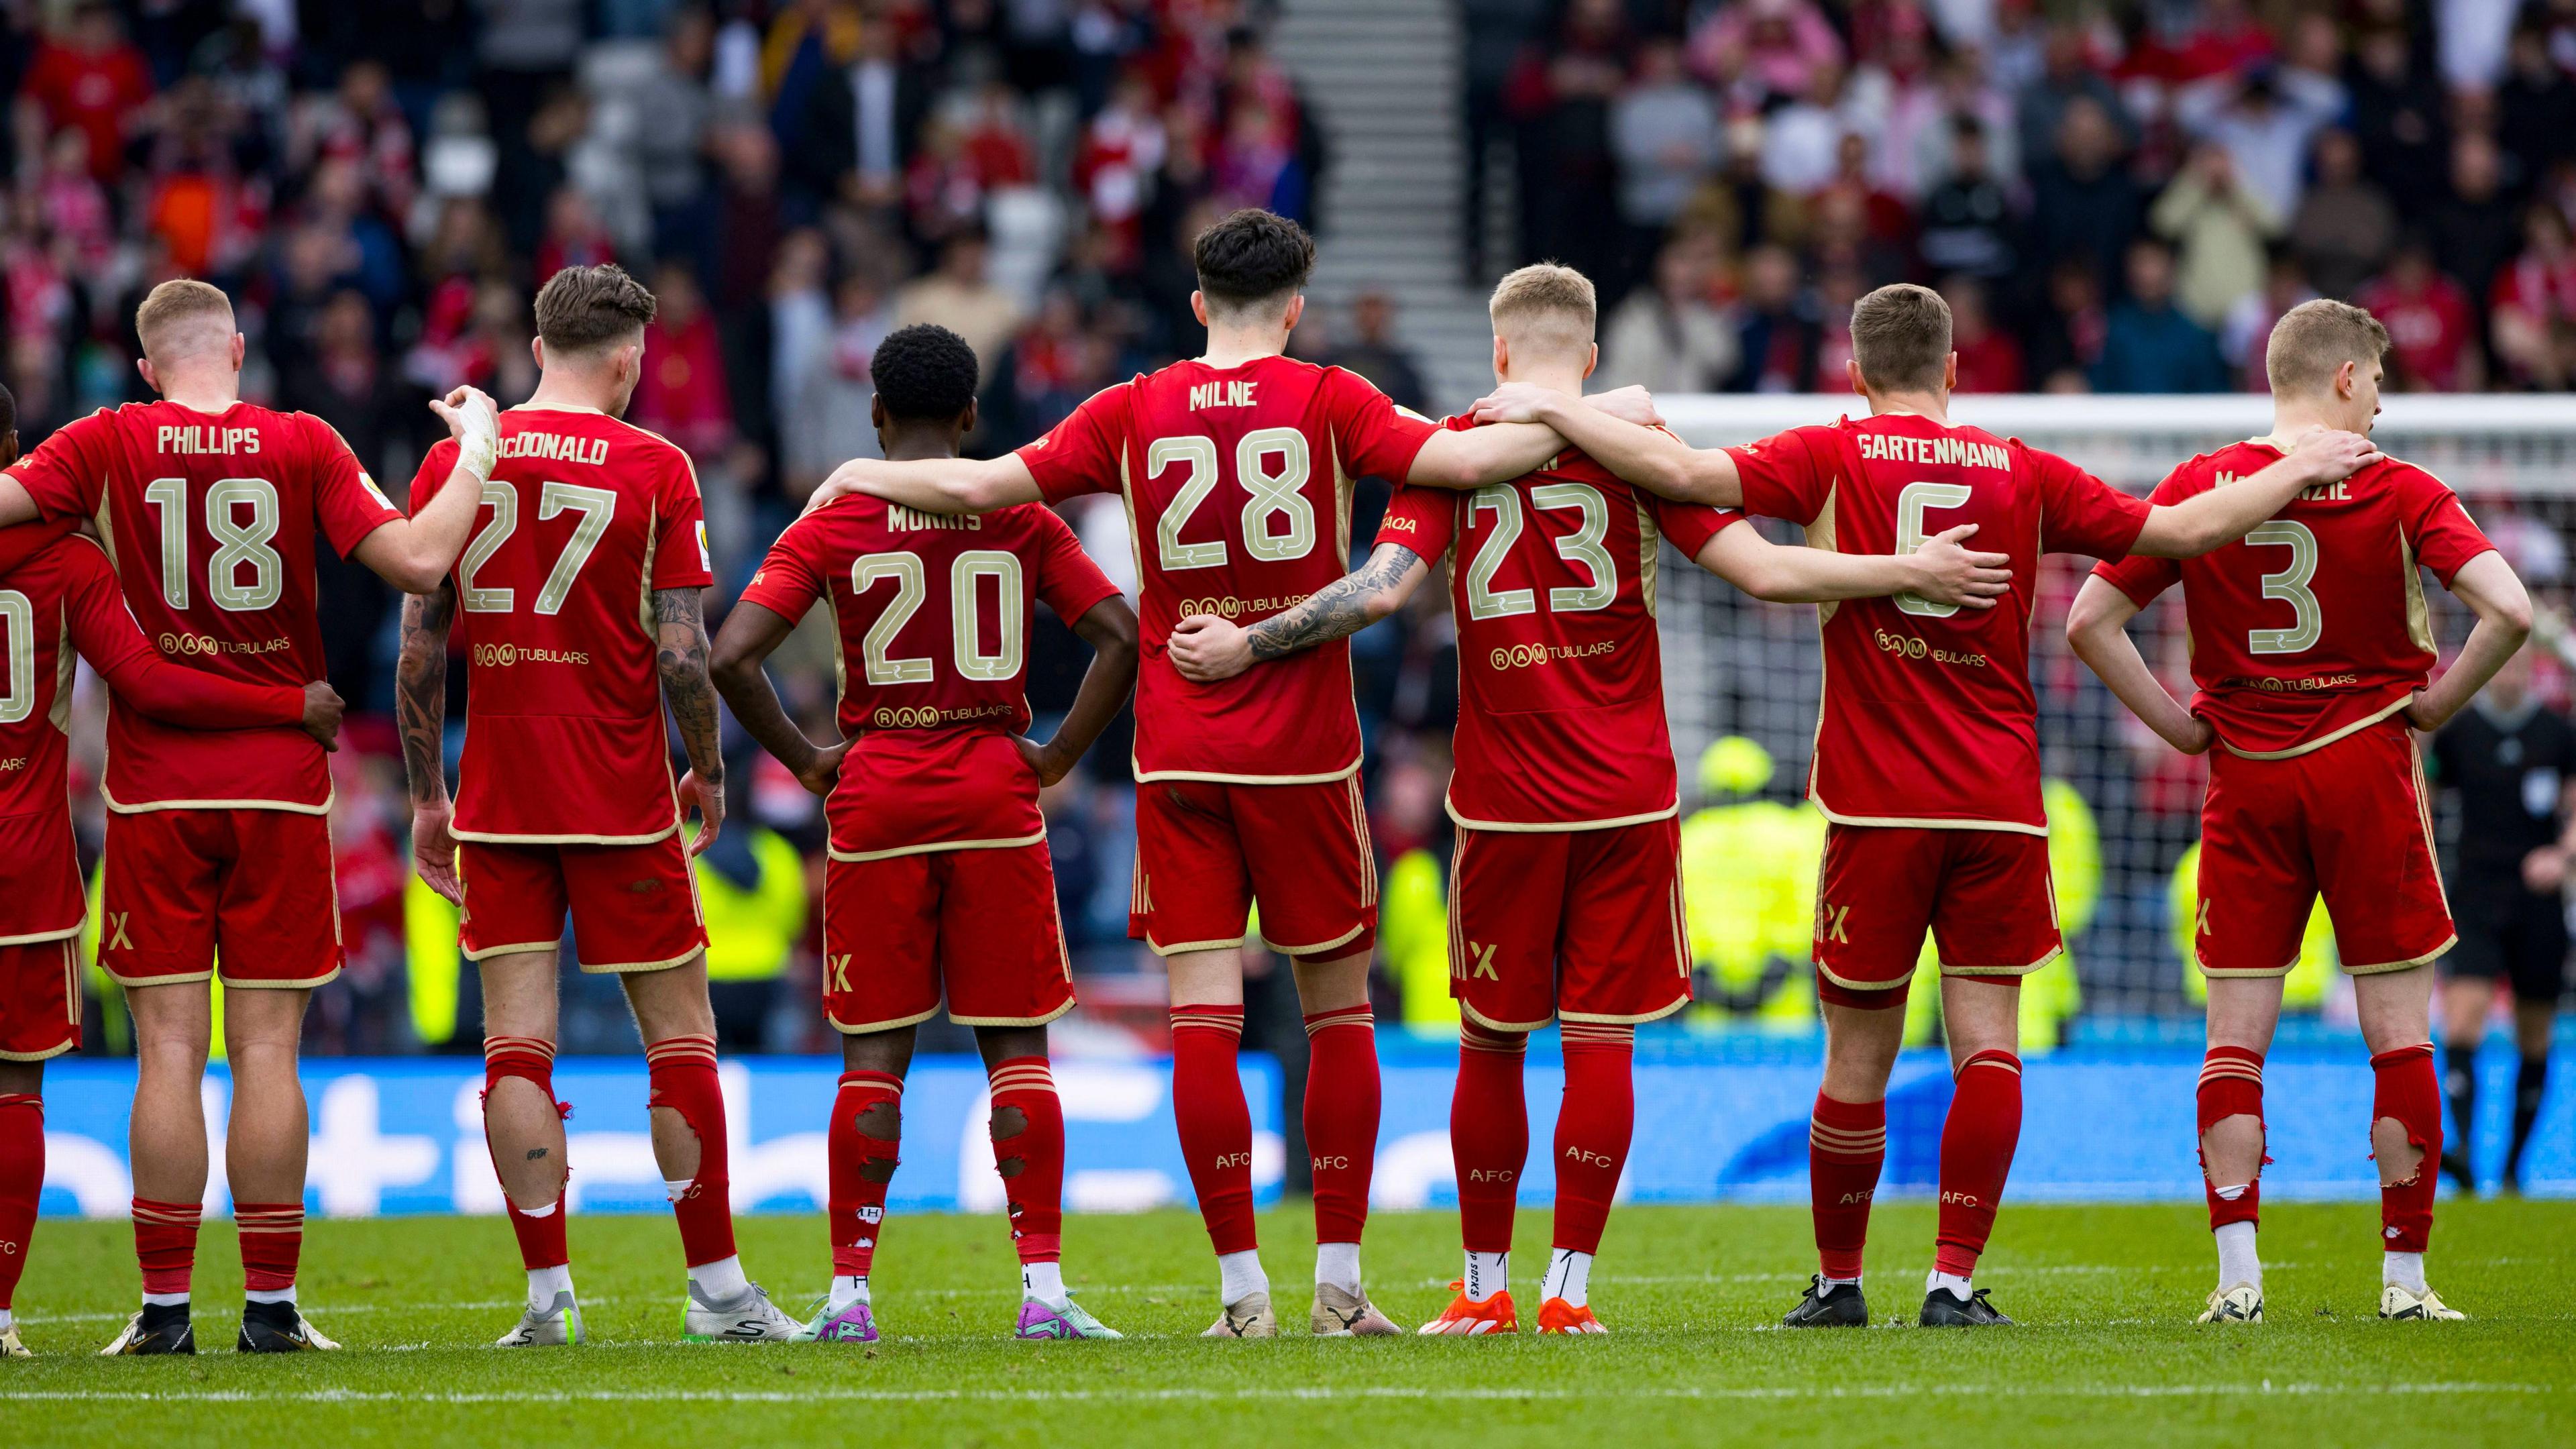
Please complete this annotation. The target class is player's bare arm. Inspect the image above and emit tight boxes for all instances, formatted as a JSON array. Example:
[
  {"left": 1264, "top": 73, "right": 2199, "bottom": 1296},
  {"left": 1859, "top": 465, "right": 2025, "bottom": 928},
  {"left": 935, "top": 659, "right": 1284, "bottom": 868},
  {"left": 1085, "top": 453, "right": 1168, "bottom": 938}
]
[
  {"left": 1472, "top": 383, "right": 1741, "bottom": 506},
  {"left": 2064, "top": 575, "right": 2216, "bottom": 755},
  {"left": 805, "top": 451, "right": 1044, "bottom": 518},
  {"left": 1696, "top": 520, "right": 2009, "bottom": 610},
  {"left": 84, "top": 639, "right": 344, "bottom": 751},
  {"left": 2406, "top": 550, "right": 2533, "bottom": 732},
  {"left": 2127, "top": 427, "right": 2380, "bottom": 558},
  {"left": 1167, "top": 542, "right": 1428, "bottom": 683},
  {"left": 0, "top": 474, "right": 32, "bottom": 527},
  {"left": 396, "top": 580, "right": 461, "bottom": 901},
  {"left": 707, "top": 600, "right": 853, "bottom": 798},
  {"left": 654, "top": 585, "right": 727, "bottom": 854},
  {"left": 350, "top": 386, "right": 500, "bottom": 592},
  {"left": 1017, "top": 595, "right": 1141, "bottom": 786}
]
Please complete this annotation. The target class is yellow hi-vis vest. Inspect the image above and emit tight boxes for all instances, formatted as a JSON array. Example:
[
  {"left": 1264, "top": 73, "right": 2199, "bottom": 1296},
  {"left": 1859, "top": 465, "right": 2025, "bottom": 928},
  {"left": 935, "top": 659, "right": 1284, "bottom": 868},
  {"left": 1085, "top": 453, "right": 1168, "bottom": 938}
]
[
  {"left": 1680, "top": 798, "right": 1820, "bottom": 1027},
  {"left": 1380, "top": 847, "right": 1458, "bottom": 1028},
  {"left": 407, "top": 869, "right": 464, "bottom": 1047},
  {"left": 2171, "top": 841, "right": 2334, "bottom": 1009},
  {"left": 697, "top": 828, "right": 807, "bottom": 983}
]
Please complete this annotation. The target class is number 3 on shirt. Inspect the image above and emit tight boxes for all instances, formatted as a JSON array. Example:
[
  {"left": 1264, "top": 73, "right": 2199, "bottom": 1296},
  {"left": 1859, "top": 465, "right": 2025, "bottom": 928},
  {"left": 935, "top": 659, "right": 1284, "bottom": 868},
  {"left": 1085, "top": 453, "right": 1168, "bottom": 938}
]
[
  {"left": 1149, "top": 428, "right": 1313, "bottom": 570},
  {"left": 2245, "top": 520, "right": 2320, "bottom": 655},
  {"left": 1463, "top": 482, "right": 1616, "bottom": 620}
]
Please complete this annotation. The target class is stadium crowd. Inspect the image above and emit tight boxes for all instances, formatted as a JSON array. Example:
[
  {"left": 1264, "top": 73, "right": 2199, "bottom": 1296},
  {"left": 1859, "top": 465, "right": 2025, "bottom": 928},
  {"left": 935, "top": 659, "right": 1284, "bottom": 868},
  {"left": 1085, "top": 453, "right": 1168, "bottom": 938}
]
[{"left": 6, "top": 0, "right": 2572, "bottom": 1062}]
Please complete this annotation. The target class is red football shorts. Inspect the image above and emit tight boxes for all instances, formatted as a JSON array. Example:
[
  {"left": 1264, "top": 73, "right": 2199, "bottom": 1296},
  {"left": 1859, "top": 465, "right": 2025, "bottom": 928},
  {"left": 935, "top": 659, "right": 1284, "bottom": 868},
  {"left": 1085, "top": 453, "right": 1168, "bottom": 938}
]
[
  {"left": 0, "top": 936, "right": 78, "bottom": 1061},
  {"left": 1813, "top": 822, "right": 2057, "bottom": 1009},
  {"left": 2196, "top": 720, "right": 2454, "bottom": 978},
  {"left": 1449, "top": 819, "right": 1690, "bottom": 1030},
  {"left": 460, "top": 834, "right": 706, "bottom": 973},
  {"left": 100, "top": 808, "right": 342, "bottom": 988},
  {"left": 1129, "top": 773, "right": 1378, "bottom": 958},
  {"left": 822, "top": 841, "right": 1075, "bottom": 1032}
]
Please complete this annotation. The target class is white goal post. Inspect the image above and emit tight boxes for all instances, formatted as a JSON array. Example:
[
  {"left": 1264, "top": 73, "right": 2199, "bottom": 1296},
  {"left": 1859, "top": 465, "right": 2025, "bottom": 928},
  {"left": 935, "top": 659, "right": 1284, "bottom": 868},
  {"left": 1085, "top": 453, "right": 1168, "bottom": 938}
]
[{"left": 1645, "top": 394, "right": 2576, "bottom": 1021}]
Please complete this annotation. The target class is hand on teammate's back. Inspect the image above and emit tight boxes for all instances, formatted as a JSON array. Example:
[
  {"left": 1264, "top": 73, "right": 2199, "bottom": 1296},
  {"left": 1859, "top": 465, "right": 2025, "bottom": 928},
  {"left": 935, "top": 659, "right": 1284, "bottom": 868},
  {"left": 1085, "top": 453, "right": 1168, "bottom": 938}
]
[
  {"left": 1167, "top": 614, "right": 1253, "bottom": 682},
  {"left": 299, "top": 681, "right": 344, "bottom": 752},
  {"left": 2282, "top": 425, "right": 2382, "bottom": 484},
  {"left": 428, "top": 385, "right": 501, "bottom": 479},
  {"left": 1909, "top": 523, "right": 2012, "bottom": 610},
  {"left": 678, "top": 769, "right": 724, "bottom": 855},
  {"left": 412, "top": 801, "right": 461, "bottom": 904},
  {"left": 1466, "top": 382, "right": 1661, "bottom": 429}
]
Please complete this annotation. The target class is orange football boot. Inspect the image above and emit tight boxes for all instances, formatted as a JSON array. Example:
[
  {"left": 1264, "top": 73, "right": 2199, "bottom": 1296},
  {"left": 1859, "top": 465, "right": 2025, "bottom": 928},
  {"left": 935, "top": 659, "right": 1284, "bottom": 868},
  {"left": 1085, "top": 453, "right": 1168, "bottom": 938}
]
[
  {"left": 1536, "top": 1298, "right": 1608, "bottom": 1334},
  {"left": 1416, "top": 1281, "right": 1518, "bottom": 1336}
]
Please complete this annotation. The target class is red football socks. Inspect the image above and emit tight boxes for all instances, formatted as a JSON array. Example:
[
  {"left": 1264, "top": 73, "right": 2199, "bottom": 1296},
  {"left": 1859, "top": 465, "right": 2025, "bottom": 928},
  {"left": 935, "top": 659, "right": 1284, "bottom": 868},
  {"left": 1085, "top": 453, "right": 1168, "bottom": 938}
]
[
  {"left": 1170, "top": 1004, "right": 1258, "bottom": 1256},
  {"left": 132, "top": 1197, "right": 201, "bottom": 1299},
  {"left": 1552, "top": 1022, "right": 1635, "bottom": 1256},
  {"left": 0, "top": 1094, "right": 41, "bottom": 1311},
  {"left": 1301, "top": 1004, "right": 1379, "bottom": 1250},
  {"left": 234, "top": 1201, "right": 304, "bottom": 1294},
  {"left": 2372, "top": 1043, "right": 2441, "bottom": 1253},
  {"left": 644, "top": 1033, "right": 735, "bottom": 1268},
  {"left": 2198, "top": 1046, "right": 2266, "bottom": 1231},
  {"left": 482, "top": 1034, "right": 570, "bottom": 1271},
  {"left": 1452, "top": 1023, "right": 1529, "bottom": 1254},
  {"left": 828, "top": 1071, "right": 902, "bottom": 1278},
  {"left": 1933, "top": 1049, "right": 2024, "bottom": 1278},
  {"left": 987, "top": 1057, "right": 1065, "bottom": 1265},
  {"left": 1808, "top": 1092, "right": 1884, "bottom": 1280}
]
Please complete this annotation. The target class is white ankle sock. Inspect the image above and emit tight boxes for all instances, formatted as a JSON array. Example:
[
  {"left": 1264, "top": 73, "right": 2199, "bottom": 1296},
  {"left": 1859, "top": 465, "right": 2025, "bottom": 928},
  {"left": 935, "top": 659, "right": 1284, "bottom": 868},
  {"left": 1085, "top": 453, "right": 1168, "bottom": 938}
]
[
  {"left": 688, "top": 1254, "right": 749, "bottom": 1302},
  {"left": 1927, "top": 1271, "right": 1974, "bottom": 1302},
  {"left": 1542, "top": 1248, "right": 1593, "bottom": 1308},
  {"left": 2383, "top": 1250, "right": 2427, "bottom": 1293},
  {"left": 244, "top": 1287, "right": 297, "bottom": 1306},
  {"left": 1823, "top": 1273, "right": 1862, "bottom": 1289},
  {"left": 1314, "top": 1241, "right": 1362, "bottom": 1294},
  {"left": 826, "top": 1275, "right": 869, "bottom": 1313},
  {"left": 141, "top": 1292, "right": 187, "bottom": 1308},
  {"left": 1463, "top": 1250, "right": 1509, "bottom": 1303},
  {"left": 527, "top": 1263, "right": 575, "bottom": 1309},
  {"left": 1022, "top": 1262, "right": 1068, "bottom": 1309},
  {"left": 2213, "top": 1220, "right": 2260, "bottom": 1289},
  {"left": 0, "top": 1307, "right": 13, "bottom": 1330},
  {"left": 1216, "top": 1250, "right": 1268, "bottom": 1306}
]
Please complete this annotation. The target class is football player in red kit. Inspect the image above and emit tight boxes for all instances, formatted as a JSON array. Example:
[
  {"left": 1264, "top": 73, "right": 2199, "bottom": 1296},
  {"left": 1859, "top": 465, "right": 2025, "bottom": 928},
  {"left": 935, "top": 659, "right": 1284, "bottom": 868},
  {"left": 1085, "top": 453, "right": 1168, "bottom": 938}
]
[
  {"left": 1168, "top": 264, "right": 2009, "bottom": 1335},
  {"left": 0, "top": 386, "right": 347, "bottom": 1357},
  {"left": 1475, "top": 282, "right": 2383, "bottom": 1328},
  {"left": 796, "top": 210, "right": 1656, "bottom": 1337},
  {"left": 398, "top": 265, "right": 801, "bottom": 1346},
  {"left": 0, "top": 280, "right": 496, "bottom": 1355},
  {"left": 2070, "top": 301, "right": 2530, "bottom": 1324},
  {"left": 712, "top": 323, "right": 1139, "bottom": 1343}
]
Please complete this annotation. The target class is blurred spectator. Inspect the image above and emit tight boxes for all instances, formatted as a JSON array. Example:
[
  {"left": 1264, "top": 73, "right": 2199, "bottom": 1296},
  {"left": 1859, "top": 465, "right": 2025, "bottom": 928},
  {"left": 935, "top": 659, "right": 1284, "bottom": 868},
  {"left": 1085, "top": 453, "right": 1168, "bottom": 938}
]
[
  {"left": 2222, "top": 249, "right": 2318, "bottom": 390},
  {"left": 1322, "top": 292, "right": 1430, "bottom": 415},
  {"left": 2151, "top": 143, "right": 2280, "bottom": 331},
  {"left": 1690, "top": 0, "right": 1844, "bottom": 103},
  {"left": 2288, "top": 129, "right": 2394, "bottom": 302},
  {"left": 2501, "top": 21, "right": 2576, "bottom": 185},
  {"left": 630, "top": 260, "right": 736, "bottom": 462},
  {"left": 2433, "top": 131, "right": 2523, "bottom": 315},
  {"left": 2347, "top": 24, "right": 2449, "bottom": 216},
  {"left": 2014, "top": 19, "right": 2128, "bottom": 168},
  {"left": 634, "top": 6, "right": 718, "bottom": 265},
  {"left": 1941, "top": 273, "right": 2023, "bottom": 393},
  {"left": 2198, "top": 68, "right": 2324, "bottom": 220},
  {"left": 1915, "top": 115, "right": 2017, "bottom": 284},
  {"left": 2093, "top": 238, "right": 2226, "bottom": 393},
  {"left": 1611, "top": 38, "right": 1720, "bottom": 278},
  {"left": 2491, "top": 204, "right": 2576, "bottom": 389},
  {"left": 1599, "top": 237, "right": 1737, "bottom": 394},
  {"left": 2356, "top": 237, "right": 2480, "bottom": 392},
  {"left": 1761, "top": 63, "right": 1868, "bottom": 197},
  {"left": 2027, "top": 95, "right": 2141, "bottom": 299},
  {"left": 21, "top": 2, "right": 152, "bottom": 184},
  {"left": 1729, "top": 244, "right": 1822, "bottom": 392},
  {"left": 897, "top": 228, "right": 1024, "bottom": 372},
  {"left": 1504, "top": 0, "right": 1631, "bottom": 288}
]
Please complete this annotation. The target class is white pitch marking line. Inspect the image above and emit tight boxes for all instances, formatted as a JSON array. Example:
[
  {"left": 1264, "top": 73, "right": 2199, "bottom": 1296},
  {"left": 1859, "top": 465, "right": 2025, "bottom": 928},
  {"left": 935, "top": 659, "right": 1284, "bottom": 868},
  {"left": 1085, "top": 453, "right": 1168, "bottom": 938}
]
[{"left": 0, "top": 1383, "right": 2555, "bottom": 1406}]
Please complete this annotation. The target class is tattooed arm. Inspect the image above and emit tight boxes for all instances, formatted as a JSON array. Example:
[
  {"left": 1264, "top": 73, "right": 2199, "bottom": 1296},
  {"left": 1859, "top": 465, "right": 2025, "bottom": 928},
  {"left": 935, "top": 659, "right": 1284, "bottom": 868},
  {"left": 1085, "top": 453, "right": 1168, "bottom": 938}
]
[
  {"left": 1167, "top": 543, "right": 1430, "bottom": 683},
  {"left": 397, "top": 581, "right": 463, "bottom": 902},
  {"left": 655, "top": 586, "right": 727, "bottom": 855}
]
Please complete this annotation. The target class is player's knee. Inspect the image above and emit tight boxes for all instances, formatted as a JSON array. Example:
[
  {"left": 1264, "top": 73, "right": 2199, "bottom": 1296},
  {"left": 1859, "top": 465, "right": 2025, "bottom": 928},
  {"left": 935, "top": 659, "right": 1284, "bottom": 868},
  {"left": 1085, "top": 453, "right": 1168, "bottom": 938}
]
[{"left": 2373, "top": 1116, "right": 2424, "bottom": 1185}]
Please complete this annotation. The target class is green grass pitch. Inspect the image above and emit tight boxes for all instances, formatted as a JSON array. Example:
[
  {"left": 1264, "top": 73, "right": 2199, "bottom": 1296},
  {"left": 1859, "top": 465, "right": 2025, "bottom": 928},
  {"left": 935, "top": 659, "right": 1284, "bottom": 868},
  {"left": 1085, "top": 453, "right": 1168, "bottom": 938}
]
[{"left": 3, "top": 1200, "right": 2571, "bottom": 1446}]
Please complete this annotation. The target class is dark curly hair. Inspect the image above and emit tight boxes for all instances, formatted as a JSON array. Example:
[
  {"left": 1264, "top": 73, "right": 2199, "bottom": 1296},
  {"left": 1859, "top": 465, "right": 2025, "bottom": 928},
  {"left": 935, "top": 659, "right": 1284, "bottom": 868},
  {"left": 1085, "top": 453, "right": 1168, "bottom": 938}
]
[
  {"left": 871, "top": 324, "right": 981, "bottom": 423},
  {"left": 1192, "top": 208, "right": 1315, "bottom": 315}
]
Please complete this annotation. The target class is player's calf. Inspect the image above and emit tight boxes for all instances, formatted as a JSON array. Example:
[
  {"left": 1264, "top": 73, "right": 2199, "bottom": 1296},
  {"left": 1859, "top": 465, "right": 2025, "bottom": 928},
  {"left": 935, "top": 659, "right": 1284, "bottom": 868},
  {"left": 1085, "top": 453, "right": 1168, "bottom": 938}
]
[
  {"left": 984, "top": 1053, "right": 1120, "bottom": 1340},
  {"left": 0, "top": 1086, "right": 42, "bottom": 1356},
  {"left": 2196, "top": 1045, "right": 2267, "bottom": 1318},
  {"left": 1539, "top": 1022, "right": 1634, "bottom": 1334},
  {"left": 1169, "top": 998, "right": 1273, "bottom": 1332},
  {"left": 803, "top": 1067, "right": 902, "bottom": 1344},
  {"left": 2370, "top": 1042, "right": 2464, "bottom": 1320}
]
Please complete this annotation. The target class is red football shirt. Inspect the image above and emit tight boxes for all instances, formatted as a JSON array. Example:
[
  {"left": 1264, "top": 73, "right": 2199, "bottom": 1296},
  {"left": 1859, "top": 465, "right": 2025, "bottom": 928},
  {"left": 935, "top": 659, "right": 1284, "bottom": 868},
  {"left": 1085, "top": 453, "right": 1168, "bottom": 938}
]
[
  {"left": 1016, "top": 356, "right": 1438, "bottom": 781},
  {"left": 1728, "top": 413, "right": 2151, "bottom": 833},
  {"left": 740, "top": 495, "right": 1121, "bottom": 859},
  {"left": 7, "top": 401, "right": 403, "bottom": 812},
  {"left": 2093, "top": 440, "right": 2495, "bottom": 758},
  {"left": 1377, "top": 423, "right": 1739, "bottom": 829},
  {"left": 0, "top": 525, "right": 301, "bottom": 941},
  {"left": 412, "top": 406, "right": 714, "bottom": 841}
]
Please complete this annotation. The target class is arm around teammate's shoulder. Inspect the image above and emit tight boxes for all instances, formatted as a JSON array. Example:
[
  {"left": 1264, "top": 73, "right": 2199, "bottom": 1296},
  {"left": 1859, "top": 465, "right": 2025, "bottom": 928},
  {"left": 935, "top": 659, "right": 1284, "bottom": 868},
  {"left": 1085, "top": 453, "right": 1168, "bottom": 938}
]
[
  {"left": 2127, "top": 427, "right": 2379, "bottom": 558},
  {"left": 804, "top": 451, "right": 1043, "bottom": 517},
  {"left": 1468, "top": 384, "right": 1743, "bottom": 506},
  {"left": 352, "top": 386, "right": 500, "bottom": 592},
  {"left": 1695, "top": 519, "right": 2008, "bottom": 608}
]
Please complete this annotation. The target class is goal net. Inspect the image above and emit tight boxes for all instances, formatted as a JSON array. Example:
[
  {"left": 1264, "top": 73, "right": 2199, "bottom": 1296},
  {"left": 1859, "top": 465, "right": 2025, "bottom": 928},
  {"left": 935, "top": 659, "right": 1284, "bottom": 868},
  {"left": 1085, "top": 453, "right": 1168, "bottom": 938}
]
[{"left": 1652, "top": 394, "right": 2576, "bottom": 1022}]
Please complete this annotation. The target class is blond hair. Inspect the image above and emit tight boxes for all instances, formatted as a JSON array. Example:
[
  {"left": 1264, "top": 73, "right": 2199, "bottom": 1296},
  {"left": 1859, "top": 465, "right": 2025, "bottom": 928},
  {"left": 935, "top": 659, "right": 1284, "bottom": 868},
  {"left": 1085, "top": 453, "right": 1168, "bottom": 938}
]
[
  {"left": 1850, "top": 283, "right": 1951, "bottom": 393},
  {"left": 2265, "top": 299, "right": 2390, "bottom": 398},
  {"left": 1489, "top": 263, "right": 1597, "bottom": 360},
  {"left": 133, "top": 279, "right": 236, "bottom": 363}
]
